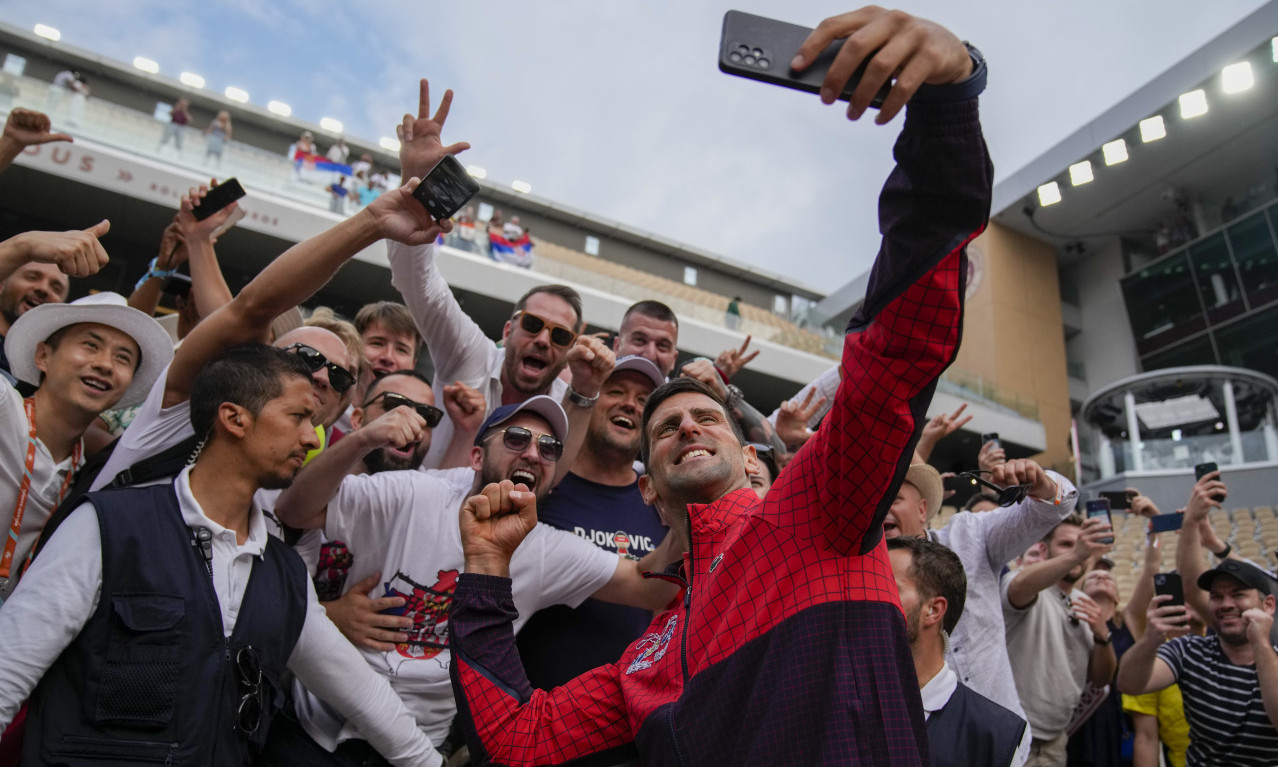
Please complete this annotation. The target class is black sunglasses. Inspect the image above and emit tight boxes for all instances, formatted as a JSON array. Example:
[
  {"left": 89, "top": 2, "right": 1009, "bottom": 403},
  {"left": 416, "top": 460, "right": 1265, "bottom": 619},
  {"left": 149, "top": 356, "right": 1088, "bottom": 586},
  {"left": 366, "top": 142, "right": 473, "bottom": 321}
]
[
  {"left": 513, "top": 310, "right": 577, "bottom": 348},
  {"left": 364, "top": 391, "right": 443, "bottom": 428},
  {"left": 485, "top": 425, "right": 564, "bottom": 461},
  {"left": 235, "top": 646, "right": 263, "bottom": 738},
  {"left": 285, "top": 343, "right": 356, "bottom": 394},
  {"left": 958, "top": 470, "right": 1031, "bottom": 507}
]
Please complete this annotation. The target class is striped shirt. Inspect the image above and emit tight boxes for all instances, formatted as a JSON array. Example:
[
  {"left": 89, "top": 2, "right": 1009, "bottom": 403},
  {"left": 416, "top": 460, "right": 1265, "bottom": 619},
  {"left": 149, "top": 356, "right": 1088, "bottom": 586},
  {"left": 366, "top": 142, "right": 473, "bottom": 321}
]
[{"left": 1158, "top": 634, "right": 1278, "bottom": 766}]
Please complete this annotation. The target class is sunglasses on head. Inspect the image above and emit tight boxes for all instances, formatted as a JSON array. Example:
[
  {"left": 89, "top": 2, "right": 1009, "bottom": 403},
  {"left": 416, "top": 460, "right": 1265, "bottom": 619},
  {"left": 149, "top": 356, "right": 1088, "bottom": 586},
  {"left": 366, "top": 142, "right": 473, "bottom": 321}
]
[
  {"left": 958, "top": 470, "right": 1031, "bottom": 507},
  {"left": 364, "top": 391, "right": 443, "bottom": 428},
  {"left": 284, "top": 343, "right": 356, "bottom": 394},
  {"left": 513, "top": 310, "right": 577, "bottom": 348},
  {"left": 485, "top": 425, "right": 564, "bottom": 461}
]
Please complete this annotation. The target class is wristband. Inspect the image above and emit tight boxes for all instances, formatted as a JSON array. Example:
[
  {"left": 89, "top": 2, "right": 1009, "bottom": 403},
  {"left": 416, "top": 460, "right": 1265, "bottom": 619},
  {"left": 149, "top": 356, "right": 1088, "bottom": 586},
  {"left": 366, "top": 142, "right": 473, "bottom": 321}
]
[
  {"left": 1093, "top": 633, "right": 1111, "bottom": 647},
  {"left": 134, "top": 257, "right": 177, "bottom": 292},
  {"left": 566, "top": 387, "right": 598, "bottom": 409},
  {"left": 1214, "top": 542, "right": 1232, "bottom": 559}
]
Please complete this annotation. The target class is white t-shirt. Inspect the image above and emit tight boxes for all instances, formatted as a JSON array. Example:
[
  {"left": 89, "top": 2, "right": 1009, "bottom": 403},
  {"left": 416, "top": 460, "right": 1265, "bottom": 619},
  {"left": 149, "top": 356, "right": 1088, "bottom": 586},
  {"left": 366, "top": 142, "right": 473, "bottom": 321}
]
[
  {"left": 92, "top": 365, "right": 195, "bottom": 491},
  {"left": 0, "top": 386, "right": 80, "bottom": 603},
  {"left": 295, "top": 466, "right": 619, "bottom": 750}
]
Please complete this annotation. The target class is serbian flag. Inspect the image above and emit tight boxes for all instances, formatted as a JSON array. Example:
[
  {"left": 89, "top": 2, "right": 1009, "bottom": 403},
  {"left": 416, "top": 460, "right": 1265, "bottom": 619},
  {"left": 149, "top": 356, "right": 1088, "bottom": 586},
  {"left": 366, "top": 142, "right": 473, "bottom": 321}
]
[
  {"left": 489, "top": 231, "right": 534, "bottom": 267},
  {"left": 293, "top": 149, "right": 351, "bottom": 175}
]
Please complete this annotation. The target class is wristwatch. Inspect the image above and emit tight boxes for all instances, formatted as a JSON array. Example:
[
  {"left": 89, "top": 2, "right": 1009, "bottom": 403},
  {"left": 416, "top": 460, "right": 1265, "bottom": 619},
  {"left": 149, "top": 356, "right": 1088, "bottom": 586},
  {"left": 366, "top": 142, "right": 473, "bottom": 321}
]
[
  {"left": 912, "top": 42, "right": 988, "bottom": 103},
  {"left": 566, "top": 387, "right": 598, "bottom": 409},
  {"left": 1093, "top": 633, "right": 1111, "bottom": 646}
]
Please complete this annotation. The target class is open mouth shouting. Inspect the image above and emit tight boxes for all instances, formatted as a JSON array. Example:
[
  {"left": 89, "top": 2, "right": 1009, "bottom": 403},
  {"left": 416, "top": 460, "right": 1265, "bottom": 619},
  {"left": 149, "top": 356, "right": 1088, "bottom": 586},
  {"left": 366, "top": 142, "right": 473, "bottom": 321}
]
[
  {"left": 609, "top": 414, "right": 636, "bottom": 432},
  {"left": 510, "top": 467, "right": 538, "bottom": 491},
  {"left": 519, "top": 354, "right": 549, "bottom": 379}
]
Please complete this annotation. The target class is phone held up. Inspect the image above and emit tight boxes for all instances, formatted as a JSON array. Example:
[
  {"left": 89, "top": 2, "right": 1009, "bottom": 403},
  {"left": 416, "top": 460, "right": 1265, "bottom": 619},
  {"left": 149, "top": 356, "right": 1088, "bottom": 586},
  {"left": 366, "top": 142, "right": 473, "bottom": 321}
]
[
  {"left": 1085, "top": 498, "right": 1114, "bottom": 545},
  {"left": 1148, "top": 513, "right": 1185, "bottom": 534},
  {"left": 1194, "top": 462, "right": 1227, "bottom": 504},
  {"left": 1153, "top": 572, "right": 1184, "bottom": 608},
  {"left": 190, "top": 178, "right": 246, "bottom": 221},
  {"left": 719, "top": 11, "right": 892, "bottom": 108},
  {"left": 981, "top": 432, "right": 1000, "bottom": 451},
  {"left": 1100, "top": 490, "right": 1134, "bottom": 510},
  {"left": 412, "top": 155, "right": 480, "bottom": 221}
]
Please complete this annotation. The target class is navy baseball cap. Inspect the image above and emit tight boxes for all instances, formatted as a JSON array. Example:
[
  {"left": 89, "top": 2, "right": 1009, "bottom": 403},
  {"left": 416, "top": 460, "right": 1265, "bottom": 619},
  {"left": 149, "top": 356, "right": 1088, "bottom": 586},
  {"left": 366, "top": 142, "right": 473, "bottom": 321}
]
[
  {"left": 1197, "top": 558, "right": 1278, "bottom": 595},
  {"left": 474, "top": 394, "right": 569, "bottom": 446}
]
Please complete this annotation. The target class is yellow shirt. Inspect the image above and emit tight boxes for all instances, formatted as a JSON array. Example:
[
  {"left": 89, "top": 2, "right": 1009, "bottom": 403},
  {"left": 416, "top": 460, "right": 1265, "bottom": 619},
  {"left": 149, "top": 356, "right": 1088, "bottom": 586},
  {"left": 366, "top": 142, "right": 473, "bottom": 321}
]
[{"left": 1123, "top": 684, "right": 1189, "bottom": 767}]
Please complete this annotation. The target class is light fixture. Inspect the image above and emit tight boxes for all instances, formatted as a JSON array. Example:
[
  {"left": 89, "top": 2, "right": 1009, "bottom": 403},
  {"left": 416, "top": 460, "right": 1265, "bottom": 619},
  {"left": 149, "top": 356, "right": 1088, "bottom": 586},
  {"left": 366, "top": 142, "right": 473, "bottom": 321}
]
[
  {"left": 179, "top": 71, "right": 205, "bottom": 88},
  {"left": 1069, "top": 161, "right": 1093, "bottom": 186},
  {"left": 1272, "top": 36, "right": 1277, "bottom": 63},
  {"left": 1139, "top": 116, "right": 1166, "bottom": 143},
  {"left": 466, "top": 165, "right": 487, "bottom": 179},
  {"left": 1037, "top": 181, "right": 1061, "bottom": 207},
  {"left": 1102, "top": 138, "right": 1128, "bottom": 166},
  {"left": 224, "top": 86, "right": 249, "bottom": 103},
  {"left": 1221, "top": 62, "right": 1253, "bottom": 94},
  {"left": 267, "top": 100, "right": 292, "bottom": 117},
  {"left": 33, "top": 24, "right": 61, "bottom": 41},
  {"left": 1178, "top": 89, "right": 1208, "bottom": 119},
  {"left": 512, "top": 180, "right": 533, "bottom": 194},
  {"left": 132, "top": 56, "right": 159, "bottom": 74},
  {"left": 379, "top": 137, "right": 400, "bottom": 152},
  {"left": 319, "top": 117, "right": 343, "bottom": 133}
]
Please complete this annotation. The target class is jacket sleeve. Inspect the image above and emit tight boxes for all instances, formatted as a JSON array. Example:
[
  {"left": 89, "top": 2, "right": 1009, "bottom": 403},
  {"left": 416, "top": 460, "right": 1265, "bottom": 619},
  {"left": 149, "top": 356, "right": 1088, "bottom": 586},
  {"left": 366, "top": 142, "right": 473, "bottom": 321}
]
[
  {"left": 761, "top": 96, "right": 993, "bottom": 556},
  {"left": 448, "top": 574, "right": 639, "bottom": 766}
]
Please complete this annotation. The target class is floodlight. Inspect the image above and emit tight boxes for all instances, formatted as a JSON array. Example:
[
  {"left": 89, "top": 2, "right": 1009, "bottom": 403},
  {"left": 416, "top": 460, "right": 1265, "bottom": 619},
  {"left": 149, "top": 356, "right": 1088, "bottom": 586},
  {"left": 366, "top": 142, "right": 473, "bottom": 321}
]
[
  {"left": 224, "top": 86, "right": 249, "bottom": 103},
  {"left": 512, "top": 180, "right": 533, "bottom": 194},
  {"left": 379, "top": 137, "right": 400, "bottom": 152},
  {"left": 179, "top": 72, "right": 205, "bottom": 88},
  {"left": 1178, "top": 89, "right": 1207, "bottom": 119},
  {"left": 33, "top": 24, "right": 60, "bottom": 41},
  {"left": 319, "top": 117, "right": 343, "bottom": 133},
  {"left": 1221, "top": 62, "right": 1253, "bottom": 94},
  {"left": 132, "top": 57, "right": 159, "bottom": 74},
  {"left": 1037, "top": 181, "right": 1061, "bottom": 207},
  {"left": 1139, "top": 116, "right": 1166, "bottom": 143},
  {"left": 1069, "top": 161, "right": 1093, "bottom": 187},
  {"left": 267, "top": 100, "right": 292, "bottom": 117},
  {"left": 1102, "top": 139, "right": 1128, "bottom": 166},
  {"left": 466, "top": 165, "right": 487, "bottom": 179}
]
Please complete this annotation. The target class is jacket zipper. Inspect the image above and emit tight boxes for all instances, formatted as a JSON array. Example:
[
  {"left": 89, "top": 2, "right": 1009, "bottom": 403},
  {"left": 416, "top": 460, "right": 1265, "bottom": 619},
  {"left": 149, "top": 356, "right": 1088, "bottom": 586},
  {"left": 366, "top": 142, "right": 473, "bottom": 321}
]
[{"left": 680, "top": 523, "right": 694, "bottom": 683}]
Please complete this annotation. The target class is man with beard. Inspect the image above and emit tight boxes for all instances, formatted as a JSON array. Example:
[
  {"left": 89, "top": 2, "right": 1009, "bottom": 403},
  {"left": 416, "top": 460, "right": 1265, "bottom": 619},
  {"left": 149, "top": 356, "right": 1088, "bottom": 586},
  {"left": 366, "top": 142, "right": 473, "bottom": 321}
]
[
  {"left": 1002, "top": 515, "right": 1116, "bottom": 766},
  {"left": 268, "top": 395, "right": 679, "bottom": 764},
  {"left": 517, "top": 355, "right": 669, "bottom": 687},
  {"left": 0, "top": 345, "right": 439, "bottom": 766},
  {"left": 614, "top": 301, "right": 679, "bottom": 379},
  {"left": 887, "top": 536, "right": 1029, "bottom": 767},
  {"left": 1118, "top": 558, "right": 1278, "bottom": 766}
]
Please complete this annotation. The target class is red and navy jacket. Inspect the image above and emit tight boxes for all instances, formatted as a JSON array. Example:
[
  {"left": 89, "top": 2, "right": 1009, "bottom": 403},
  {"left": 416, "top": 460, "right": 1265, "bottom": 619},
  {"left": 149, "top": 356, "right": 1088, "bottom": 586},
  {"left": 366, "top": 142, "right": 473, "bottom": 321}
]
[{"left": 448, "top": 90, "right": 994, "bottom": 766}]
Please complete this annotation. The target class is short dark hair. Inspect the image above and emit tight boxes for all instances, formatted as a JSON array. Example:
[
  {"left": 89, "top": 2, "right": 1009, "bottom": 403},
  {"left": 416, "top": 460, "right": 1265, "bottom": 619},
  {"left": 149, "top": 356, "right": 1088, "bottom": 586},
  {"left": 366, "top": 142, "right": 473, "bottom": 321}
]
[
  {"left": 190, "top": 344, "right": 313, "bottom": 439},
  {"left": 962, "top": 492, "right": 1002, "bottom": 512},
  {"left": 887, "top": 536, "right": 968, "bottom": 634},
  {"left": 623, "top": 300, "right": 678, "bottom": 329},
  {"left": 354, "top": 302, "right": 421, "bottom": 349},
  {"left": 514, "top": 285, "right": 582, "bottom": 330},
  {"left": 363, "top": 369, "right": 433, "bottom": 404},
  {"left": 639, "top": 377, "right": 745, "bottom": 469},
  {"left": 1042, "top": 512, "right": 1084, "bottom": 545}
]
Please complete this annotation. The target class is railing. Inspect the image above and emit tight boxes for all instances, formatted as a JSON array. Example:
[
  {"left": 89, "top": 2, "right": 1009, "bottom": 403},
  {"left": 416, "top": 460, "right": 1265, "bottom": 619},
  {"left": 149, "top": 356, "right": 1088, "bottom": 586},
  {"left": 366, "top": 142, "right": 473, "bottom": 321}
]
[{"left": 938, "top": 368, "right": 1041, "bottom": 420}]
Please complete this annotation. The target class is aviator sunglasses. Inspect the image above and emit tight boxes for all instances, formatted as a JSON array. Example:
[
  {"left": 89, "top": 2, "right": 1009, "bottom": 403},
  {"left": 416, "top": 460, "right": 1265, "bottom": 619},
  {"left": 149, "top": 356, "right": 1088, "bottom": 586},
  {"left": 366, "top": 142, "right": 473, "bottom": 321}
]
[
  {"left": 284, "top": 343, "right": 357, "bottom": 394},
  {"left": 364, "top": 391, "right": 443, "bottom": 428},
  {"left": 512, "top": 310, "right": 577, "bottom": 348},
  {"left": 484, "top": 425, "right": 564, "bottom": 461},
  {"left": 957, "top": 470, "right": 1031, "bottom": 507}
]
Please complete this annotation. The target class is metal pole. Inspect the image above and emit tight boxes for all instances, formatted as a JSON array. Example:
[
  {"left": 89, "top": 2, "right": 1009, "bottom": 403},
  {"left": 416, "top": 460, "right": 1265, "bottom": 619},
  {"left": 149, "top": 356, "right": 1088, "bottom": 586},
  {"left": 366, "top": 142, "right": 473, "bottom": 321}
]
[
  {"left": 1125, "top": 391, "right": 1143, "bottom": 473},
  {"left": 1223, "top": 380, "right": 1245, "bottom": 465}
]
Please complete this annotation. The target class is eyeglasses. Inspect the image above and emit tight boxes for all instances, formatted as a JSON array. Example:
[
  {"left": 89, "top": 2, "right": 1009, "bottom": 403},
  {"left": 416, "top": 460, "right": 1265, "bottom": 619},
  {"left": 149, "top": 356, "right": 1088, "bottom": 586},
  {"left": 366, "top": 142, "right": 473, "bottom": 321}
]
[
  {"left": 513, "top": 311, "right": 577, "bottom": 348},
  {"left": 958, "top": 470, "right": 1030, "bottom": 507},
  {"left": 284, "top": 343, "right": 356, "bottom": 394},
  {"left": 364, "top": 391, "right": 443, "bottom": 428},
  {"left": 234, "top": 646, "right": 263, "bottom": 737},
  {"left": 484, "top": 425, "right": 564, "bottom": 461}
]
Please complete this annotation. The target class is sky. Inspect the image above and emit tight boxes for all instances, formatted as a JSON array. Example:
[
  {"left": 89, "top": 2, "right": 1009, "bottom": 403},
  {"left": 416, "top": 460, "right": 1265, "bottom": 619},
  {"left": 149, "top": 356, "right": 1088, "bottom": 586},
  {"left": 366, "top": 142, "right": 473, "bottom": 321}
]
[{"left": 1, "top": 0, "right": 1270, "bottom": 293}]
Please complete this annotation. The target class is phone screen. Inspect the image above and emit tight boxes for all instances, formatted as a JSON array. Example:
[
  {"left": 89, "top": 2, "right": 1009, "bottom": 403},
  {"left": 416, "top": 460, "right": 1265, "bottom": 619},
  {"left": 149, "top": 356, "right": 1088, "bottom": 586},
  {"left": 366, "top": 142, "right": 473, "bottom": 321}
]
[
  {"left": 413, "top": 155, "right": 480, "bottom": 220},
  {"left": 1085, "top": 499, "right": 1114, "bottom": 544}
]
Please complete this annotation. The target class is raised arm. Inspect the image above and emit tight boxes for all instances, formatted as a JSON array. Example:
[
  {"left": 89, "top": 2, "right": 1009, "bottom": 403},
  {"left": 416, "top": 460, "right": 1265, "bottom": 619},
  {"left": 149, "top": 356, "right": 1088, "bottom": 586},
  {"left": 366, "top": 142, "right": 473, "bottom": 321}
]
[
  {"left": 764, "top": 19, "right": 991, "bottom": 555},
  {"left": 1176, "top": 472, "right": 1227, "bottom": 626},
  {"left": 1005, "top": 516, "right": 1110, "bottom": 609},
  {"left": 0, "top": 108, "right": 71, "bottom": 174},
  {"left": 556, "top": 334, "right": 616, "bottom": 485},
  {"left": 0, "top": 220, "right": 109, "bottom": 284},
  {"left": 976, "top": 461, "right": 1075, "bottom": 570},
  {"left": 1116, "top": 595, "right": 1188, "bottom": 695}
]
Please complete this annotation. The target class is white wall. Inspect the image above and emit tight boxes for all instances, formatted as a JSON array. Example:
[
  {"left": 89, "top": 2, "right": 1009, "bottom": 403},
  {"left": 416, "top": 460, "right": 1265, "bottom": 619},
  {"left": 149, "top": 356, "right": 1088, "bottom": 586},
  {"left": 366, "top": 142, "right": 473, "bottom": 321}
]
[{"left": 1064, "top": 239, "right": 1141, "bottom": 394}]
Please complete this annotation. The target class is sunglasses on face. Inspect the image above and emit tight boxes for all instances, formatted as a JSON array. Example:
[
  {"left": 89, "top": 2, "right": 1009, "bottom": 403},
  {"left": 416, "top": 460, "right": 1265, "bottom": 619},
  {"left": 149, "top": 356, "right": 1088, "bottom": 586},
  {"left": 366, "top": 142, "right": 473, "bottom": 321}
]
[
  {"left": 513, "top": 310, "right": 577, "bottom": 348},
  {"left": 364, "top": 391, "right": 443, "bottom": 428},
  {"left": 958, "top": 470, "right": 1031, "bottom": 507},
  {"left": 235, "top": 646, "right": 263, "bottom": 738},
  {"left": 485, "top": 425, "right": 564, "bottom": 461},
  {"left": 284, "top": 343, "right": 356, "bottom": 395}
]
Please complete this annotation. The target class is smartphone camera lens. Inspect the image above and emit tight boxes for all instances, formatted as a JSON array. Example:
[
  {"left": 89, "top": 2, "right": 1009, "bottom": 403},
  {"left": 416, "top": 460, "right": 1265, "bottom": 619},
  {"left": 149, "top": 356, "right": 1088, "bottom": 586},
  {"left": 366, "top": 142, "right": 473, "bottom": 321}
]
[
  {"left": 737, "top": 44, "right": 750, "bottom": 55},
  {"left": 751, "top": 48, "right": 763, "bottom": 57},
  {"left": 744, "top": 55, "right": 756, "bottom": 66},
  {"left": 729, "top": 51, "right": 742, "bottom": 63},
  {"left": 758, "top": 57, "right": 770, "bottom": 69}
]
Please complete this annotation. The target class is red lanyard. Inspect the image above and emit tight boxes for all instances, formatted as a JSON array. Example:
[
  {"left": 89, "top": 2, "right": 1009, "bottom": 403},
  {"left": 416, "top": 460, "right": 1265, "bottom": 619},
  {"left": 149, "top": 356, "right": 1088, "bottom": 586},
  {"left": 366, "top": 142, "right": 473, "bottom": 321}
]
[{"left": 1, "top": 398, "right": 81, "bottom": 579}]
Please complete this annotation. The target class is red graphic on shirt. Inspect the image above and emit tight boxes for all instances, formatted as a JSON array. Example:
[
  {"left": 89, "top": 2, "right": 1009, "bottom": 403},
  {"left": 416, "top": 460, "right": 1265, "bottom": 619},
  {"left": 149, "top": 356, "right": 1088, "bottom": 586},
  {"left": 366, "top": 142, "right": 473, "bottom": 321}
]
[
  {"left": 314, "top": 541, "right": 353, "bottom": 602},
  {"left": 383, "top": 569, "right": 459, "bottom": 663},
  {"left": 613, "top": 532, "right": 632, "bottom": 558}
]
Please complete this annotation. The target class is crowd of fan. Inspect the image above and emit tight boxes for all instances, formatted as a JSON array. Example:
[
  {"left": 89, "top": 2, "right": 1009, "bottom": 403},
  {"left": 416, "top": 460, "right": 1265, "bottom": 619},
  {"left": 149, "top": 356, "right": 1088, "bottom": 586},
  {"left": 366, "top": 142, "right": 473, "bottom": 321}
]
[{"left": 0, "top": 9, "right": 1275, "bottom": 766}]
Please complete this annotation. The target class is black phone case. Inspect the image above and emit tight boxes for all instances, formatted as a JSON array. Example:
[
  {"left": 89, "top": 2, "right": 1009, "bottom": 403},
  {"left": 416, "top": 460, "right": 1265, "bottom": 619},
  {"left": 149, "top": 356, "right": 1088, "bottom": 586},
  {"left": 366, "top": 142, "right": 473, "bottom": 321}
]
[
  {"left": 1194, "top": 462, "right": 1225, "bottom": 503},
  {"left": 719, "top": 11, "right": 890, "bottom": 107},
  {"left": 1154, "top": 573, "right": 1184, "bottom": 607},
  {"left": 191, "top": 178, "right": 246, "bottom": 221},
  {"left": 412, "top": 156, "right": 480, "bottom": 220},
  {"left": 1148, "top": 513, "right": 1185, "bottom": 534}
]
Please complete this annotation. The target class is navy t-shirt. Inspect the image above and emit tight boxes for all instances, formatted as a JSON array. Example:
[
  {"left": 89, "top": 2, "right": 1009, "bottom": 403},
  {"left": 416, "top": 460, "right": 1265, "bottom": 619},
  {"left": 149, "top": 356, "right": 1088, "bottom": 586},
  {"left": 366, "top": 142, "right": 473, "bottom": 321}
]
[{"left": 517, "top": 472, "right": 668, "bottom": 688}]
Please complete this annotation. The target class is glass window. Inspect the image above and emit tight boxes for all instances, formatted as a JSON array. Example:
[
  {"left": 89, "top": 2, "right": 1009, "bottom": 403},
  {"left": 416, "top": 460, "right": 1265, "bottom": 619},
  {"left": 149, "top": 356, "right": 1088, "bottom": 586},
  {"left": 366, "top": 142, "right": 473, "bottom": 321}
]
[
  {"left": 1141, "top": 334, "right": 1216, "bottom": 372},
  {"left": 773, "top": 294, "right": 789, "bottom": 315},
  {"left": 1121, "top": 251, "right": 1206, "bottom": 356},
  {"left": 683, "top": 266, "right": 697, "bottom": 286},
  {"left": 1188, "top": 233, "right": 1245, "bottom": 325},
  {"left": 1231, "top": 211, "right": 1278, "bottom": 310},
  {"left": 584, "top": 236, "right": 600, "bottom": 256},
  {"left": 2, "top": 55, "right": 26, "bottom": 76},
  {"left": 1215, "top": 304, "right": 1278, "bottom": 380}
]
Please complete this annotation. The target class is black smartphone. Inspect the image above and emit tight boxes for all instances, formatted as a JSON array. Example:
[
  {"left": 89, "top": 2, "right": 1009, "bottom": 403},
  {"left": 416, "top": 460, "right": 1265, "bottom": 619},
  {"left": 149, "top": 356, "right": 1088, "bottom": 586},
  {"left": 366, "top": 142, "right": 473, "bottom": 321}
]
[
  {"left": 1100, "top": 490, "right": 1133, "bottom": 510},
  {"left": 1153, "top": 572, "right": 1184, "bottom": 608},
  {"left": 1085, "top": 499, "right": 1114, "bottom": 545},
  {"left": 719, "top": 11, "right": 891, "bottom": 108},
  {"left": 1194, "top": 462, "right": 1226, "bottom": 503},
  {"left": 412, "top": 155, "right": 480, "bottom": 221},
  {"left": 190, "top": 178, "right": 246, "bottom": 221},
  {"left": 942, "top": 475, "right": 969, "bottom": 493},
  {"left": 981, "top": 432, "right": 1000, "bottom": 450},
  {"left": 1148, "top": 512, "right": 1185, "bottom": 534}
]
